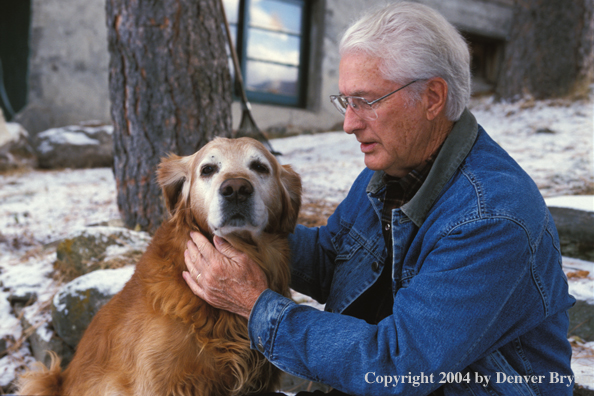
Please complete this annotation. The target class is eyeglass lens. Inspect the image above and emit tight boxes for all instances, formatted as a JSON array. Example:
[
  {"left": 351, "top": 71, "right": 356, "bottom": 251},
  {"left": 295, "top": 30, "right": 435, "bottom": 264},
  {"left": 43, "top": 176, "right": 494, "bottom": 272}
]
[{"left": 331, "top": 96, "right": 377, "bottom": 120}]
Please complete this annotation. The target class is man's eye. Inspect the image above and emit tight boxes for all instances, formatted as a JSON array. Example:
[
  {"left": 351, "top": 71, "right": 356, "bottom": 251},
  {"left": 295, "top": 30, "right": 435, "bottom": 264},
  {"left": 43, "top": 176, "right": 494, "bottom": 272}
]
[{"left": 200, "top": 165, "right": 217, "bottom": 176}]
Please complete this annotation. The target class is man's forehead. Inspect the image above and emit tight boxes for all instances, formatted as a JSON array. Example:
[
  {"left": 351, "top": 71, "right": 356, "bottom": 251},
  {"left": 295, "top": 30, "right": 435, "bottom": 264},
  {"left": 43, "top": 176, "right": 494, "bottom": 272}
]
[{"left": 338, "top": 53, "right": 390, "bottom": 96}]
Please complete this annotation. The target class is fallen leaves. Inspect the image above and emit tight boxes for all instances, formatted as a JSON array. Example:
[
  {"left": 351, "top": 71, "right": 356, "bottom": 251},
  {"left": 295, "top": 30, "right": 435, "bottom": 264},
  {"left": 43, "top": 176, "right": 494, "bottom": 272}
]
[{"left": 567, "top": 270, "right": 591, "bottom": 279}]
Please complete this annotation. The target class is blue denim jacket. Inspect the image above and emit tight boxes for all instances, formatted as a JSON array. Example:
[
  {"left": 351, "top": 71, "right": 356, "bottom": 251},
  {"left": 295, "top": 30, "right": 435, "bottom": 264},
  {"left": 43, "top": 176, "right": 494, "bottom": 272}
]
[{"left": 248, "top": 109, "right": 575, "bottom": 395}]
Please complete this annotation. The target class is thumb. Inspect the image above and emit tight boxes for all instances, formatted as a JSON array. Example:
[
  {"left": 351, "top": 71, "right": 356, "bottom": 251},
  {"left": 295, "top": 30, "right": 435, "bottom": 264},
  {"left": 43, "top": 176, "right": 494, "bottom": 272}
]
[{"left": 213, "top": 236, "right": 240, "bottom": 259}]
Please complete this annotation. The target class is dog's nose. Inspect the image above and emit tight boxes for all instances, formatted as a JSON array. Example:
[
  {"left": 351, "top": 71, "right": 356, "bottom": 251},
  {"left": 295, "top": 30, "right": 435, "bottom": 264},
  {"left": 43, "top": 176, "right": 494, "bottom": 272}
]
[{"left": 219, "top": 178, "right": 254, "bottom": 203}]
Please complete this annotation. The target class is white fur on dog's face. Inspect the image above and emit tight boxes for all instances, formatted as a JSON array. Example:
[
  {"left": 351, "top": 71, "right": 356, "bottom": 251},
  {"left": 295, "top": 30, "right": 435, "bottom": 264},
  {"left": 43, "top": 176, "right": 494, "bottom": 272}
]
[
  {"left": 157, "top": 137, "right": 301, "bottom": 240},
  {"left": 191, "top": 142, "right": 278, "bottom": 238}
]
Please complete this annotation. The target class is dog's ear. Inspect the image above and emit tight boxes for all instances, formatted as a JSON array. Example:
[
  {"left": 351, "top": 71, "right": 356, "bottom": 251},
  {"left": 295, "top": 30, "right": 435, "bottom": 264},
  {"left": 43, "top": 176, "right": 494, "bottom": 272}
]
[
  {"left": 156, "top": 154, "right": 193, "bottom": 215},
  {"left": 279, "top": 164, "right": 302, "bottom": 234}
]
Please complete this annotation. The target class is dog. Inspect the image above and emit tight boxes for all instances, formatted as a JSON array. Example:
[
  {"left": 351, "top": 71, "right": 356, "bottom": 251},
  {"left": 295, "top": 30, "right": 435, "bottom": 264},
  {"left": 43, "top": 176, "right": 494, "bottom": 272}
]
[{"left": 18, "top": 137, "right": 302, "bottom": 396}]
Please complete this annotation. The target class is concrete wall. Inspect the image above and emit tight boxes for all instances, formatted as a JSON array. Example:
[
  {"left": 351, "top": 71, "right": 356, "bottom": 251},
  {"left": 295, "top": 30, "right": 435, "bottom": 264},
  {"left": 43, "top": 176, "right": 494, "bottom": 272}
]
[
  {"left": 16, "top": 0, "right": 111, "bottom": 134},
  {"left": 16, "top": 0, "right": 514, "bottom": 136}
]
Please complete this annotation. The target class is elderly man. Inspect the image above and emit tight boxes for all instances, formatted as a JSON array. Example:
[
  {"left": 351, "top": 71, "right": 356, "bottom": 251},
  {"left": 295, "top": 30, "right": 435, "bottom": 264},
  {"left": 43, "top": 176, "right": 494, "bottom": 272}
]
[{"left": 183, "top": 2, "right": 575, "bottom": 395}]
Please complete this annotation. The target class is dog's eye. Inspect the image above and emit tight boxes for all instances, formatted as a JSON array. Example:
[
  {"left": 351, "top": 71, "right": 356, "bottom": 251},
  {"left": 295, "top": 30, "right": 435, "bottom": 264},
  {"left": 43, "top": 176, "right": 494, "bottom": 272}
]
[
  {"left": 200, "top": 164, "right": 217, "bottom": 177},
  {"left": 250, "top": 161, "right": 269, "bottom": 175}
]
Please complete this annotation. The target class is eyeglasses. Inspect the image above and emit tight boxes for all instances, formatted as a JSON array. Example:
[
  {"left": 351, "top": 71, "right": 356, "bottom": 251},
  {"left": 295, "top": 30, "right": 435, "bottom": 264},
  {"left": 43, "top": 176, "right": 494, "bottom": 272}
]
[{"left": 330, "top": 79, "right": 419, "bottom": 120}]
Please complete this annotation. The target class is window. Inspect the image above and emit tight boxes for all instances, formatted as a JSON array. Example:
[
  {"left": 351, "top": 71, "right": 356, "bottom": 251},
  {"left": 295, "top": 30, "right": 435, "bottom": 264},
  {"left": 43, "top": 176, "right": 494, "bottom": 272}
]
[{"left": 222, "top": 0, "right": 310, "bottom": 107}]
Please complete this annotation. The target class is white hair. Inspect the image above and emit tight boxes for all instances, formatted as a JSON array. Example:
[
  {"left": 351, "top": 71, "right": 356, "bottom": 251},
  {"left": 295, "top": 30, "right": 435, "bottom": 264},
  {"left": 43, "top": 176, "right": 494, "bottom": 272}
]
[{"left": 339, "top": 2, "right": 471, "bottom": 121}]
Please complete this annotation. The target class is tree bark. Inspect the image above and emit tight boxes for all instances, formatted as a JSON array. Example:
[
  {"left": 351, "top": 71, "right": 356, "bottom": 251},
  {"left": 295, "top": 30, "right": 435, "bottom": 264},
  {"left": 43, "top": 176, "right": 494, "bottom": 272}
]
[
  {"left": 496, "top": 0, "right": 594, "bottom": 101},
  {"left": 106, "top": 0, "right": 232, "bottom": 233}
]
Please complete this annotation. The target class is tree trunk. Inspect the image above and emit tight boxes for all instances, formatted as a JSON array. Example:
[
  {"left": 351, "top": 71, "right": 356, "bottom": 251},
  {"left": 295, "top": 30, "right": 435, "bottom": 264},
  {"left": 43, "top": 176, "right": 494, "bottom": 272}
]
[
  {"left": 106, "top": 0, "right": 232, "bottom": 233},
  {"left": 496, "top": 0, "right": 594, "bottom": 101}
]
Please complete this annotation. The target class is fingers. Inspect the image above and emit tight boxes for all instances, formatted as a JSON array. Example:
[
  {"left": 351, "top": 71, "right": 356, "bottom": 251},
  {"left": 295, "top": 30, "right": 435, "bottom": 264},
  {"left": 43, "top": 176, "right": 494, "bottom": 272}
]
[
  {"left": 213, "top": 235, "right": 243, "bottom": 261},
  {"left": 182, "top": 271, "right": 209, "bottom": 303},
  {"left": 189, "top": 231, "right": 219, "bottom": 262},
  {"left": 184, "top": 248, "right": 200, "bottom": 276},
  {"left": 185, "top": 232, "right": 220, "bottom": 274},
  {"left": 184, "top": 232, "right": 210, "bottom": 283}
]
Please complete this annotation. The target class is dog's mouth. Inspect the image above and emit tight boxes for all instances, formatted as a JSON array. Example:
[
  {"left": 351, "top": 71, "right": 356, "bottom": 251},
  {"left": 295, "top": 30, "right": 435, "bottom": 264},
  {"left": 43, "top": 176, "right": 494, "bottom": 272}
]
[
  {"left": 224, "top": 213, "right": 252, "bottom": 228},
  {"left": 211, "top": 207, "right": 261, "bottom": 237}
]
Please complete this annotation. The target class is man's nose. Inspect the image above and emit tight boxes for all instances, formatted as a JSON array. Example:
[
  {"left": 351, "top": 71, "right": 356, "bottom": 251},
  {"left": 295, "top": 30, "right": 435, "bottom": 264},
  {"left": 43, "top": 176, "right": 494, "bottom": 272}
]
[{"left": 342, "top": 106, "right": 366, "bottom": 134}]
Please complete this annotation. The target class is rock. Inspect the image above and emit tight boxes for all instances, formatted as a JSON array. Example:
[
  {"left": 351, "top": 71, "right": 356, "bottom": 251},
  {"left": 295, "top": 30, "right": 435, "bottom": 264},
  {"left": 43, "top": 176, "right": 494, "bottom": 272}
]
[
  {"left": 7, "top": 291, "right": 37, "bottom": 307},
  {"left": 569, "top": 300, "right": 594, "bottom": 342},
  {"left": 551, "top": 207, "right": 594, "bottom": 262},
  {"left": 0, "top": 109, "right": 37, "bottom": 171},
  {"left": 34, "top": 122, "right": 114, "bottom": 169},
  {"left": 547, "top": 196, "right": 594, "bottom": 262},
  {"left": 574, "top": 387, "right": 594, "bottom": 396},
  {"left": 51, "top": 266, "right": 135, "bottom": 349},
  {"left": 22, "top": 316, "right": 74, "bottom": 369},
  {"left": 535, "top": 127, "right": 556, "bottom": 134},
  {"left": 565, "top": 258, "right": 594, "bottom": 343},
  {"left": 0, "top": 336, "right": 7, "bottom": 356},
  {"left": 53, "top": 226, "right": 151, "bottom": 281}
]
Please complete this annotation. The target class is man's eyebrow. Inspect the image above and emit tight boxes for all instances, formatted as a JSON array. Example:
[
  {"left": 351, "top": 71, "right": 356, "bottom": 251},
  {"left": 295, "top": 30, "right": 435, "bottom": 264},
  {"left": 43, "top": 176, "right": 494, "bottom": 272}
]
[{"left": 340, "top": 90, "right": 369, "bottom": 97}]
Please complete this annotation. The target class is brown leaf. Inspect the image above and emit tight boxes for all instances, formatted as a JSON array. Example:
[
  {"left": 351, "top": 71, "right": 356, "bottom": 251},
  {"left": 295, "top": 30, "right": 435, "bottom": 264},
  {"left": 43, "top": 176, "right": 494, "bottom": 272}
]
[{"left": 566, "top": 270, "right": 590, "bottom": 279}]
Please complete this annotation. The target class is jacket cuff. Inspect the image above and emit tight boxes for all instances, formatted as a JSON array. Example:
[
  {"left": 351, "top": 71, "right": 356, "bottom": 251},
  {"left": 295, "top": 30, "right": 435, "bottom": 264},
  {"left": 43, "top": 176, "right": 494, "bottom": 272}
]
[{"left": 248, "top": 288, "right": 295, "bottom": 357}]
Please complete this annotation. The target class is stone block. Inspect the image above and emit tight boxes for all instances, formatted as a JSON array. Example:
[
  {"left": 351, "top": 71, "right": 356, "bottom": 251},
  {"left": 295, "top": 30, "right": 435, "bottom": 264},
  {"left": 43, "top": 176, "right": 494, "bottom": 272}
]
[
  {"left": 51, "top": 266, "right": 134, "bottom": 349},
  {"left": 34, "top": 123, "right": 113, "bottom": 169}
]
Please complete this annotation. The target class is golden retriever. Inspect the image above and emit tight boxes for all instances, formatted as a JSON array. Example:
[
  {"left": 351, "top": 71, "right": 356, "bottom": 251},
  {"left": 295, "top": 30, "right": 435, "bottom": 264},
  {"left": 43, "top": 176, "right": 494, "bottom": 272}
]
[{"left": 18, "top": 137, "right": 301, "bottom": 396}]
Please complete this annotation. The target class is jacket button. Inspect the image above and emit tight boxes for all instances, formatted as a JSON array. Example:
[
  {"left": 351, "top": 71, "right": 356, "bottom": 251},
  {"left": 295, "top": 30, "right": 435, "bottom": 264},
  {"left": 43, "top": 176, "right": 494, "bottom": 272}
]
[
  {"left": 257, "top": 337, "right": 264, "bottom": 353},
  {"left": 384, "top": 223, "right": 391, "bottom": 231},
  {"left": 371, "top": 261, "right": 380, "bottom": 271}
]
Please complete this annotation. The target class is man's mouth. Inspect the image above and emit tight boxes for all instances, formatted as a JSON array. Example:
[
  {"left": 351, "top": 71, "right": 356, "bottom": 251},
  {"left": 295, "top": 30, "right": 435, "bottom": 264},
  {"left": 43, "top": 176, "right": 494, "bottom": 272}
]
[{"left": 360, "top": 141, "right": 378, "bottom": 153}]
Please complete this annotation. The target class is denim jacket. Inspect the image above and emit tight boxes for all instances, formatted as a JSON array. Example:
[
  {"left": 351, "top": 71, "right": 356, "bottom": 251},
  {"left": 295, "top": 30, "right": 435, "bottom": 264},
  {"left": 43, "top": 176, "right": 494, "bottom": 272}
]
[{"left": 248, "top": 109, "right": 575, "bottom": 395}]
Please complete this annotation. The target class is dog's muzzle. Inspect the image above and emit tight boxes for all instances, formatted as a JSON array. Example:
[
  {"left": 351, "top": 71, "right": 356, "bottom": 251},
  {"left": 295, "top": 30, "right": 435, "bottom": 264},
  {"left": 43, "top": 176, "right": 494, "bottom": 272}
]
[{"left": 218, "top": 178, "right": 256, "bottom": 228}]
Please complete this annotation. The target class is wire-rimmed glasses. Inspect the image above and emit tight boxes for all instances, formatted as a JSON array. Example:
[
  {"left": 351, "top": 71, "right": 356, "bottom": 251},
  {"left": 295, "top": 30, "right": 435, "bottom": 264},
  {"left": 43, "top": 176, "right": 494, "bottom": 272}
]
[{"left": 329, "top": 79, "right": 419, "bottom": 120}]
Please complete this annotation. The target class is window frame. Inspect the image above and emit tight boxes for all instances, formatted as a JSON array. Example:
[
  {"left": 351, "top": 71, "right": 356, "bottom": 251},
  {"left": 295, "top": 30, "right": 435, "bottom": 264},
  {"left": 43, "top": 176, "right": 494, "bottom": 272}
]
[{"left": 231, "top": 0, "right": 311, "bottom": 108}]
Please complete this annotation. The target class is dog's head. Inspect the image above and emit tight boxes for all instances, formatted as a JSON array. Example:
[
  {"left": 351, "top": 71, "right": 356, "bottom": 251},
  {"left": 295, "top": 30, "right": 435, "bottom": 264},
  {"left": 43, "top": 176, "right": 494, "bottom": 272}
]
[{"left": 157, "top": 138, "right": 301, "bottom": 240}]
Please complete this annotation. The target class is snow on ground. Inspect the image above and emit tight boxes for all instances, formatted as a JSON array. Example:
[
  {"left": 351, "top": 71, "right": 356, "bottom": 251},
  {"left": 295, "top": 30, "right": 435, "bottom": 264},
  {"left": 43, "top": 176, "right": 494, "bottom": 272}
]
[
  {"left": 0, "top": 168, "right": 119, "bottom": 247},
  {"left": 470, "top": 95, "right": 593, "bottom": 198},
  {"left": 0, "top": 93, "right": 593, "bottom": 390}
]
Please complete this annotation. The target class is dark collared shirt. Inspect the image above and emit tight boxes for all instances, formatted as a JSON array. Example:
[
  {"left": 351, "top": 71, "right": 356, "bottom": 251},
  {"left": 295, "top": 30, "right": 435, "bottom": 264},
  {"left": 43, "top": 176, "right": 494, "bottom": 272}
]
[
  {"left": 380, "top": 153, "right": 438, "bottom": 255},
  {"left": 343, "top": 153, "right": 439, "bottom": 325}
]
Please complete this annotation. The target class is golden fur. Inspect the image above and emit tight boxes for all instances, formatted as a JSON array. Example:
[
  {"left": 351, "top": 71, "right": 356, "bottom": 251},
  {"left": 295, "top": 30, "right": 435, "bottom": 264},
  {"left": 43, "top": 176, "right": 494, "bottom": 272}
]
[{"left": 17, "top": 137, "right": 302, "bottom": 396}]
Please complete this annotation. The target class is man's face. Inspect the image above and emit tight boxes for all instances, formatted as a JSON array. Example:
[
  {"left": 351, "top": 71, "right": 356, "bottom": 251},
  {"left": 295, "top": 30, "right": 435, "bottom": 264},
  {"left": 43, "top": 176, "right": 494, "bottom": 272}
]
[{"left": 338, "top": 52, "right": 440, "bottom": 178}]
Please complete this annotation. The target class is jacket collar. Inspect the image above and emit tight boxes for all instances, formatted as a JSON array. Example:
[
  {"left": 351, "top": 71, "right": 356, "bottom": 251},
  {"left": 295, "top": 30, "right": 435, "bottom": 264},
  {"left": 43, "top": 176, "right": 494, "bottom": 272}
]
[{"left": 366, "top": 108, "right": 479, "bottom": 227}]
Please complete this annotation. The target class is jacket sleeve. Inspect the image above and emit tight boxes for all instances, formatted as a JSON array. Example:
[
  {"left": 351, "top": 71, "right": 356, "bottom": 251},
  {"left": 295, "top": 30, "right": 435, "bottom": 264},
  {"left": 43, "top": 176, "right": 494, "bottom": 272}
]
[{"left": 249, "top": 217, "right": 560, "bottom": 395}]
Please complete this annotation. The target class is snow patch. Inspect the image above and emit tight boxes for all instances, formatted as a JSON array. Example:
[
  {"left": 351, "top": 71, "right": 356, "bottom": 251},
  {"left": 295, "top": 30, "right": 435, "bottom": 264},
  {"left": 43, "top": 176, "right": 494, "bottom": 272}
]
[
  {"left": 37, "top": 129, "right": 101, "bottom": 154},
  {"left": 52, "top": 266, "right": 135, "bottom": 314},
  {"left": 545, "top": 195, "right": 594, "bottom": 212}
]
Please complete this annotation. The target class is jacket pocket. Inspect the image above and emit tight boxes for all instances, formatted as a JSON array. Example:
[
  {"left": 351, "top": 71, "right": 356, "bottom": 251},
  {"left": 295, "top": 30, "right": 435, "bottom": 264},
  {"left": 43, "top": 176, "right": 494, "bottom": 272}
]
[{"left": 331, "top": 220, "right": 365, "bottom": 262}]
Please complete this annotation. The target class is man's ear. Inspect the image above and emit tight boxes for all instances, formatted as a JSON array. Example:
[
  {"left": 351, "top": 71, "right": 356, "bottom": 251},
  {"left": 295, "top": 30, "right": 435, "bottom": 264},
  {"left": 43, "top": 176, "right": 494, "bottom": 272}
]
[
  {"left": 424, "top": 77, "right": 449, "bottom": 121},
  {"left": 279, "top": 164, "right": 302, "bottom": 234},
  {"left": 156, "top": 154, "right": 194, "bottom": 215}
]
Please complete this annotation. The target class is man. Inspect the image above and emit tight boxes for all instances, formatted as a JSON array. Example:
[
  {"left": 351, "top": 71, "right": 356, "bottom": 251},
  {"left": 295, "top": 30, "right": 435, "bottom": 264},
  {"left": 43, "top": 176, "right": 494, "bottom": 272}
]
[{"left": 183, "top": 2, "right": 575, "bottom": 395}]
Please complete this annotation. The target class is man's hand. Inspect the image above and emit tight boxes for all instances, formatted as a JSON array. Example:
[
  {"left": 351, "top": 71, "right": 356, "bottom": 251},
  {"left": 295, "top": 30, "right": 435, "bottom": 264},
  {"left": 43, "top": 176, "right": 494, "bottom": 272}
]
[{"left": 183, "top": 232, "right": 268, "bottom": 319}]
